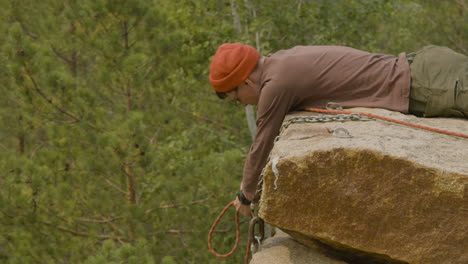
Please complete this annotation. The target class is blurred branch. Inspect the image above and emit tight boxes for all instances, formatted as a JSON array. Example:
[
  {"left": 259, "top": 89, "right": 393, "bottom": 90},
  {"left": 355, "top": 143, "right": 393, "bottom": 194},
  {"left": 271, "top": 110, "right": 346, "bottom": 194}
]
[
  {"left": 448, "top": 36, "right": 467, "bottom": 54},
  {"left": 29, "top": 142, "right": 46, "bottom": 159},
  {"left": 123, "top": 165, "right": 137, "bottom": 205},
  {"left": 42, "top": 221, "right": 128, "bottom": 241},
  {"left": 243, "top": 0, "right": 258, "bottom": 140},
  {"left": 426, "top": 10, "right": 467, "bottom": 54},
  {"left": 75, "top": 216, "right": 123, "bottom": 223},
  {"left": 23, "top": 64, "right": 81, "bottom": 123},
  {"left": 230, "top": 0, "right": 242, "bottom": 34},
  {"left": 0, "top": 209, "right": 15, "bottom": 219},
  {"left": 159, "top": 198, "right": 208, "bottom": 209},
  {"left": 458, "top": 0, "right": 467, "bottom": 13},
  {"left": 23, "top": 63, "right": 100, "bottom": 131},
  {"left": 148, "top": 127, "right": 161, "bottom": 145},
  {"left": 161, "top": 228, "right": 229, "bottom": 235},
  {"left": 14, "top": 17, "right": 39, "bottom": 39},
  {"left": 142, "top": 58, "right": 159, "bottom": 81},
  {"left": 50, "top": 44, "right": 72, "bottom": 65},
  {"left": 107, "top": 221, "right": 126, "bottom": 235},
  {"left": 177, "top": 107, "right": 240, "bottom": 133},
  {"left": 122, "top": 20, "right": 129, "bottom": 49},
  {"left": 144, "top": 198, "right": 208, "bottom": 214},
  {"left": 297, "top": 0, "right": 303, "bottom": 11},
  {"left": 164, "top": 229, "right": 194, "bottom": 235},
  {"left": 43, "top": 208, "right": 126, "bottom": 238},
  {"left": 103, "top": 177, "right": 128, "bottom": 195}
]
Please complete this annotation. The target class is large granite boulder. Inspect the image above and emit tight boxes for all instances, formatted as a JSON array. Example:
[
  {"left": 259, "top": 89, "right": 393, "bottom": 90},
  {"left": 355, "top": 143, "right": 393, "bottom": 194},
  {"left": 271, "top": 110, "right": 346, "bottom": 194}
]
[
  {"left": 258, "top": 108, "right": 467, "bottom": 264},
  {"left": 250, "top": 229, "right": 348, "bottom": 264}
]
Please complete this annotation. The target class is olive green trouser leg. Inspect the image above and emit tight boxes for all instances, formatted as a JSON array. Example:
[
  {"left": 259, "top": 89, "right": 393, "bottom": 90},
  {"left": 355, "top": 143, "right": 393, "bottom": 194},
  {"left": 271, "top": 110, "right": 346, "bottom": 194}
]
[{"left": 408, "top": 45, "right": 468, "bottom": 118}]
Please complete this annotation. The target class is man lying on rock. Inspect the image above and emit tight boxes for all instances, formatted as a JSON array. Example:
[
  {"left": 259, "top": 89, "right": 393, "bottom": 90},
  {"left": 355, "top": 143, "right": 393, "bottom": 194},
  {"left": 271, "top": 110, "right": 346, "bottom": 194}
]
[{"left": 208, "top": 43, "right": 468, "bottom": 216}]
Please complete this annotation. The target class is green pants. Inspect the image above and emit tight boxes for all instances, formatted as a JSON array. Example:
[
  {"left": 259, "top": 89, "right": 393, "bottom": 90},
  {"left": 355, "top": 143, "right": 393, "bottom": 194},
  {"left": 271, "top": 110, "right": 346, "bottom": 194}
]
[{"left": 408, "top": 45, "right": 468, "bottom": 118}]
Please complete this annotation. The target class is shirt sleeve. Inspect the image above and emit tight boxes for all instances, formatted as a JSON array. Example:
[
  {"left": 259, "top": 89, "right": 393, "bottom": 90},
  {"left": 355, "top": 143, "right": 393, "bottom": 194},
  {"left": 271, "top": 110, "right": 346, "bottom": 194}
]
[{"left": 241, "top": 83, "right": 294, "bottom": 201}]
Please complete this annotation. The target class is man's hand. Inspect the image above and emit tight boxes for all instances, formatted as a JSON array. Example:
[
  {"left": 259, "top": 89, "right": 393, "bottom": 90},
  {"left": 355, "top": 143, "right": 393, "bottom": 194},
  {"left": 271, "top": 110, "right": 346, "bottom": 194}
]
[{"left": 234, "top": 197, "right": 252, "bottom": 217}]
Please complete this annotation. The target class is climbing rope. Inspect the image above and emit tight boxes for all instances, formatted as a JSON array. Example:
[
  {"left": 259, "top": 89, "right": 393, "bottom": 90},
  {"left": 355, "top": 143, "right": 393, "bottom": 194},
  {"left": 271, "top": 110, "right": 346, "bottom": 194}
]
[
  {"left": 207, "top": 200, "right": 240, "bottom": 258},
  {"left": 208, "top": 200, "right": 257, "bottom": 264},
  {"left": 304, "top": 107, "right": 468, "bottom": 139}
]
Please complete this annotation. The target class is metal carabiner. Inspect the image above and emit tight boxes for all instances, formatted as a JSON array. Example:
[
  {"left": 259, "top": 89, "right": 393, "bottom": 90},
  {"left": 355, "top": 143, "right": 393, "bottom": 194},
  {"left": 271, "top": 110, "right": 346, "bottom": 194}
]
[
  {"left": 333, "top": 127, "right": 353, "bottom": 138},
  {"left": 326, "top": 102, "right": 343, "bottom": 110},
  {"left": 249, "top": 216, "right": 265, "bottom": 253}
]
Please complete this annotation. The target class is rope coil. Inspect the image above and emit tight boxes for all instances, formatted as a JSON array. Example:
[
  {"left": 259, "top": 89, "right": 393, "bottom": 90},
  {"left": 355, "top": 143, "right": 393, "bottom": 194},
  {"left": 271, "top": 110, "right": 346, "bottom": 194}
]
[
  {"left": 207, "top": 200, "right": 240, "bottom": 258},
  {"left": 208, "top": 200, "right": 254, "bottom": 264}
]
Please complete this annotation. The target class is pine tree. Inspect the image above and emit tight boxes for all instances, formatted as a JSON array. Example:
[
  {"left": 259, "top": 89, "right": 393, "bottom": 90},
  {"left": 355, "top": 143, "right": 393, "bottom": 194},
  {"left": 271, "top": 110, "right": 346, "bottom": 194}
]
[{"left": 0, "top": 0, "right": 464, "bottom": 263}]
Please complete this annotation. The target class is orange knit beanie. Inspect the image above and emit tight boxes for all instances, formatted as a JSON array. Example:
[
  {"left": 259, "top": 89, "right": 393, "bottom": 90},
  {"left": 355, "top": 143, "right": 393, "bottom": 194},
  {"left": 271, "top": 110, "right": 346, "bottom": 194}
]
[{"left": 209, "top": 43, "right": 259, "bottom": 93}]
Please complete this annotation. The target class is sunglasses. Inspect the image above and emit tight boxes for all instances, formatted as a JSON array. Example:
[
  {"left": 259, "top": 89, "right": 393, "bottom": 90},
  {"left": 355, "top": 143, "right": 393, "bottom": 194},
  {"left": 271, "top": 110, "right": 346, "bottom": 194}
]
[
  {"left": 215, "top": 87, "right": 238, "bottom": 100},
  {"left": 216, "top": 91, "right": 227, "bottom": 99}
]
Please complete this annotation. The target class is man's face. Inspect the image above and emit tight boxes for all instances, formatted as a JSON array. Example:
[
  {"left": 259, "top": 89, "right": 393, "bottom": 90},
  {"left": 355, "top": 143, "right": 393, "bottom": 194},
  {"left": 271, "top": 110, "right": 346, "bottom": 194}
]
[{"left": 226, "top": 80, "right": 259, "bottom": 106}]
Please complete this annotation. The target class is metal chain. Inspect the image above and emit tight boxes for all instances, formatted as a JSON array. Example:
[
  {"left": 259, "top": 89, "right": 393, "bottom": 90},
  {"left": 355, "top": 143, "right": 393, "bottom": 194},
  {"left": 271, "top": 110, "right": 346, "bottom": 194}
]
[
  {"left": 280, "top": 113, "right": 374, "bottom": 132},
  {"left": 255, "top": 113, "right": 375, "bottom": 197}
]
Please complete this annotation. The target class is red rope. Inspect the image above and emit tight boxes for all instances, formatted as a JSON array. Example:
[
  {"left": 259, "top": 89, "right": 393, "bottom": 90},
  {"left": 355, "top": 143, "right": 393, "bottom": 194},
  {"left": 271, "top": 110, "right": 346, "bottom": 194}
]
[
  {"left": 208, "top": 200, "right": 253, "bottom": 264},
  {"left": 245, "top": 238, "right": 252, "bottom": 264},
  {"left": 207, "top": 200, "right": 240, "bottom": 258},
  {"left": 304, "top": 108, "right": 468, "bottom": 139}
]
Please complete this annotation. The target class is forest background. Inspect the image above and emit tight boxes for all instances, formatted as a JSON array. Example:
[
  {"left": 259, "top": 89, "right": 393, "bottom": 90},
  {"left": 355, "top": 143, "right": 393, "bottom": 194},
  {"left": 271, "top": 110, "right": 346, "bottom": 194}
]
[{"left": 0, "top": 0, "right": 466, "bottom": 263}]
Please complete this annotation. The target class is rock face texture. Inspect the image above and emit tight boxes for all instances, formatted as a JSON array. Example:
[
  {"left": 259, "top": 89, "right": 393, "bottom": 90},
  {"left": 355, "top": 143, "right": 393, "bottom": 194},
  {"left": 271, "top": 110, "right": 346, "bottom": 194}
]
[
  {"left": 250, "top": 229, "right": 348, "bottom": 264},
  {"left": 258, "top": 108, "right": 468, "bottom": 264}
]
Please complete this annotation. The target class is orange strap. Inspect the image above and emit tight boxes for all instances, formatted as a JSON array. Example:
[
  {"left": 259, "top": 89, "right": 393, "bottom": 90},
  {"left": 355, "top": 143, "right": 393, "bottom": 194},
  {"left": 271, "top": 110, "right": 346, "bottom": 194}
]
[{"left": 304, "top": 108, "right": 468, "bottom": 139}]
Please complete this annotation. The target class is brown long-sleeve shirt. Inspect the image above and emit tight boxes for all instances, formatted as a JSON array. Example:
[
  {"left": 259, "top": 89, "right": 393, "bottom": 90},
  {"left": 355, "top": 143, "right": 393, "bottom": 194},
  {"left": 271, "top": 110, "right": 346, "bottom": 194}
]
[{"left": 241, "top": 46, "right": 410, "bottom": 201}]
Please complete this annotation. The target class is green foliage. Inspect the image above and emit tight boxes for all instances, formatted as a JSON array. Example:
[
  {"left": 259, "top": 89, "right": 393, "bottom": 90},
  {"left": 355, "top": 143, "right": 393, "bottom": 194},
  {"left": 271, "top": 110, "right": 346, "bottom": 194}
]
[{"left": 0, "top": 0, "right": 465, "bottom": 263}]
